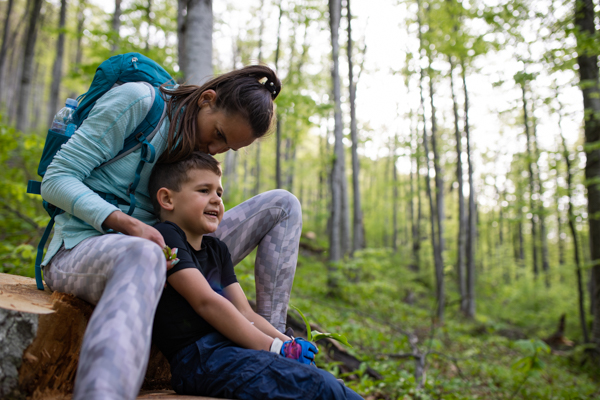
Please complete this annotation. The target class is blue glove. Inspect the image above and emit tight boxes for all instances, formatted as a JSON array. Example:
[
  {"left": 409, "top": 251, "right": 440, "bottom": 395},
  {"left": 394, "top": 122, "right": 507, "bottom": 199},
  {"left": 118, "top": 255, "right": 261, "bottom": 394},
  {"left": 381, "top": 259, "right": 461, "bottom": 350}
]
[{"left": 280, "top": 337, "right": 319, "bottom": 365}]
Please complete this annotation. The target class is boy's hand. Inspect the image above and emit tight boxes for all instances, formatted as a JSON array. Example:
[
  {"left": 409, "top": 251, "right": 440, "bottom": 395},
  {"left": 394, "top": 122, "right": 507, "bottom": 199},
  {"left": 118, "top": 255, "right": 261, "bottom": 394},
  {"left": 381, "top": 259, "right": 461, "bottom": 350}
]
[{"left": 277, "top": 338, "right": 318, "bottom": 365}]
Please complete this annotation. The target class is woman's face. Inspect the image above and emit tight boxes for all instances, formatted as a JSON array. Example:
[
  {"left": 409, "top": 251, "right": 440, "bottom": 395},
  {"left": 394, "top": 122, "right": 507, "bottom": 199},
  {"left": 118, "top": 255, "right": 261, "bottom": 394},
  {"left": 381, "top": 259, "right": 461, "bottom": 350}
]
[{"left": 196, "top": 90, "right": 255, "bottom": 155}]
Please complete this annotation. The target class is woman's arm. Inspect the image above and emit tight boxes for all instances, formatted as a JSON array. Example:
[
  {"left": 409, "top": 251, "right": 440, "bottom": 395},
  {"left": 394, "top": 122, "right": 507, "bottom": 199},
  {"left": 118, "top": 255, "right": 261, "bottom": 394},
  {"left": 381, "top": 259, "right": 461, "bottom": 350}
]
[
  {"left": 41, "top": 83, "right": 153, "bottom": 235},
  {"left": 223, "top": 283, "right": 291, "bottom": 342},
  {"left": 168, "top": 269, "right": 275, "bottom": 351}
]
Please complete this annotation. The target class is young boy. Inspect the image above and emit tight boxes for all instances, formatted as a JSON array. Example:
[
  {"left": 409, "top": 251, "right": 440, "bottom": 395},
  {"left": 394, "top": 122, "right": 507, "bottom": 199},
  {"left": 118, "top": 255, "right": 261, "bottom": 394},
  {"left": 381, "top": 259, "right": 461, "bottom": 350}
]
[{"left": 149, "top": 152, "right": 363, "bottom": 400}]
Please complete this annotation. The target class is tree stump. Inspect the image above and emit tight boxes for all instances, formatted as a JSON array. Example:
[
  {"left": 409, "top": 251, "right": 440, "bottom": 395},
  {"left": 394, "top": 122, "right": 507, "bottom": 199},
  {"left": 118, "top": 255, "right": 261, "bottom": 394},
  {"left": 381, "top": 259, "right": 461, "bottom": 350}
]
[{"left": 0, "top": 273, "right": 172, "bottom": 399}]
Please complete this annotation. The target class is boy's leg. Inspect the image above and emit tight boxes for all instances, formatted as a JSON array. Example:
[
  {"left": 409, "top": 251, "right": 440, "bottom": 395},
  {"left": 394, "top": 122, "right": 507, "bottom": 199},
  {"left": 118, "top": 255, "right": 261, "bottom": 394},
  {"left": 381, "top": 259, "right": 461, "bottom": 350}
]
[
  {"left": 44, "top": 234, "right": 166, "bottom": 400},
  {"left": 208, "top": 189, "right": 302, "bottom": 331},
  {"left": 170, "top": 333, "right": 363, "bottom": 400}
]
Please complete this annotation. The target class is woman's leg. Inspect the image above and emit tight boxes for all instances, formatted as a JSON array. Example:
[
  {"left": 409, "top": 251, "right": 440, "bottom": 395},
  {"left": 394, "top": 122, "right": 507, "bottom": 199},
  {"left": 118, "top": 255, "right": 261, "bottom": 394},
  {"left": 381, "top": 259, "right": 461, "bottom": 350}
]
[
  {"left": 44, "top": 234, "right": 166, "bottom": 400},
  {"left": 208, "top": 189, "right": 302, "bottom": 331}
]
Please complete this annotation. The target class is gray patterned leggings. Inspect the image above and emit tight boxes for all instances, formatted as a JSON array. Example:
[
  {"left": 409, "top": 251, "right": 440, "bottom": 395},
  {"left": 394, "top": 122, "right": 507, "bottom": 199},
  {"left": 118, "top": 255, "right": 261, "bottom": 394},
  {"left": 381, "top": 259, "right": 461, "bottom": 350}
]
[{"left": 44, "top": 189, "right": 302, "bottom": 400}]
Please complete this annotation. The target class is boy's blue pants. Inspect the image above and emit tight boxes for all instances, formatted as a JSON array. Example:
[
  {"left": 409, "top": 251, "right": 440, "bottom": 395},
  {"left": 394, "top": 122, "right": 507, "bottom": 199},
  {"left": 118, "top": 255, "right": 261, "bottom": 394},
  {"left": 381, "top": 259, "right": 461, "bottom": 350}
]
[{"left": 170, "top": 332, "right": 364, "bottom": 400}]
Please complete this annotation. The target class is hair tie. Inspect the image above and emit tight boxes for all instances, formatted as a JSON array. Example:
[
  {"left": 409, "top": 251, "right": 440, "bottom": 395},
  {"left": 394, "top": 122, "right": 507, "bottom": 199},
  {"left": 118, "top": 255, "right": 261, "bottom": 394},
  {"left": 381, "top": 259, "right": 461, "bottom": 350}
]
[{"left": 259, "top": 76, "right": 279, "bottom": 98}]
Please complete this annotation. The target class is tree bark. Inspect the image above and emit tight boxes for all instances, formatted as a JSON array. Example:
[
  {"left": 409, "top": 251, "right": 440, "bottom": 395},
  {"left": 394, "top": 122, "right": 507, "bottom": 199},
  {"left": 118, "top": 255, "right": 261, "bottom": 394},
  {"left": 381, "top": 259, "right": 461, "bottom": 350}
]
[
  {"left": 450, "top": 58, "right": 467, "bottom": 310},
  {"left": 111, "top": 0, "right": 122, "bottom": 54},
  {"left": 462, "top": 61, "right": 476, "bottom": 318},
  {"left": 392, "top": 135, "right": 399, "bottom": 253},
  {"left": 574, "top": 0, "right": 600, "bottom": 346},
  {"left": 327, "top": 0, "right": 344, "bottom": 293},
  {"left": 69, "top": 0, "right": 87, "bottom": 100},
  {"left": 178, "top": 0, "right": 213, "bottom": 85},
  {"left": 274, "top": 0, "right": 283, "bottom": 189},
  {"left": 0, "top": 0, "right": 15, "bottom": 101},
  {"left": 15, "top": 0, "right": 42, "bottom": 132},
  {"left": 522, "top": 83, "right": 539, "bottom": 278},
  {"left": 347, "top": 0, "right": 365, "bottom": 254},
  {"left": 47, "top": 0, "right": 68, "bottom": 127},
  {"left": 558, "top": 96, "right": 590, "bottom": 343}
]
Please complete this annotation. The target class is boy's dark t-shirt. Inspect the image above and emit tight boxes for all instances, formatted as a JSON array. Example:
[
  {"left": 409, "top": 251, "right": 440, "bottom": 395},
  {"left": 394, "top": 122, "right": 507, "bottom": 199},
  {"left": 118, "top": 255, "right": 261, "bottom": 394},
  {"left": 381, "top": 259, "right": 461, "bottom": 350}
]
[{"left": 152, "top": 221, "right": 238, "bottom": 360}]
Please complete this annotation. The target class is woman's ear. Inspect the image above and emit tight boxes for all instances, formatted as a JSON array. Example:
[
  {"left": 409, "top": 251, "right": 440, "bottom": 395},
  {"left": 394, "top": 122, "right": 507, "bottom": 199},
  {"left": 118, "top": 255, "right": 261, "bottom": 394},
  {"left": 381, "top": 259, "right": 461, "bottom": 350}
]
[
  {"left": 157, "top": 188, "right": 175, "bottom": 211},
  {"left": 197, "top": 89, "right": 217, "bottom": 108}
]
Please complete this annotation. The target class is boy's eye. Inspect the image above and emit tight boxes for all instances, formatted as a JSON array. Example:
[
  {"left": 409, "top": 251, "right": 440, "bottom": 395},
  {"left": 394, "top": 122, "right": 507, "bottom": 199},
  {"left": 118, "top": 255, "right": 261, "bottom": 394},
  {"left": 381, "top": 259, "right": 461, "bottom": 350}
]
[
  {"left": 217, "top": 191, "right": 223, "bottom": 198},
  {"left": 199, "top": 189, "right": 209, "bottom": 193}
]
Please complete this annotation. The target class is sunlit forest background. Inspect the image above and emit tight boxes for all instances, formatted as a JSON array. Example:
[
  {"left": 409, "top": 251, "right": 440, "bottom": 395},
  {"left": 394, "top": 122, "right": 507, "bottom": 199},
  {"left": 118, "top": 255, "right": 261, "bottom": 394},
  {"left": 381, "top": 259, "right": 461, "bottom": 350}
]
[{"left": 1, "top": 0, "right": 600, "bottom": 398}]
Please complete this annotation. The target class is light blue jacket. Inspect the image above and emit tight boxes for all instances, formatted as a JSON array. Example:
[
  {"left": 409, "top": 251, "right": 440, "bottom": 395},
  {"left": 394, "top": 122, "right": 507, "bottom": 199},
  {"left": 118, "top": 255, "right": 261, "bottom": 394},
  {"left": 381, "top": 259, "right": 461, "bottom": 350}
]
[{"left": 41, "top": 82, "right": 171, "bottom": 265}]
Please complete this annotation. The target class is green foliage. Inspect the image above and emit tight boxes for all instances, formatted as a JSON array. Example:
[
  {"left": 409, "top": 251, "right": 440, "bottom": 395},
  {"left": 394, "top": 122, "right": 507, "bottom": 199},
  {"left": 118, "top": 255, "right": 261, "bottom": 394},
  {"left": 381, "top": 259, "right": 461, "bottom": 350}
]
[
  {"left": 289, "top": 304, "right": 352, "bottom": 347},
  {"left": 226, "top": 248, "right": 600, "bottom": 399}
]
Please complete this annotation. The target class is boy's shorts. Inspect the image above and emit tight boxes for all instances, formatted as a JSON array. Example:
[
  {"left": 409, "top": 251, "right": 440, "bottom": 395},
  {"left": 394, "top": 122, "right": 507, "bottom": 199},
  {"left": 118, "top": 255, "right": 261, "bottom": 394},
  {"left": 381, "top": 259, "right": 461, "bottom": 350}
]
[{"left": 169, "top": 332, "right": 363, "bottom": 400}]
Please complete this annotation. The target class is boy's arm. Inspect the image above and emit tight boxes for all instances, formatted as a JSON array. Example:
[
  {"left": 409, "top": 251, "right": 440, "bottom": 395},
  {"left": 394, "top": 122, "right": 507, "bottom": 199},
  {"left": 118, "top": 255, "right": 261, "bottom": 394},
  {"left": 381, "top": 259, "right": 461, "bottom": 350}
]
[
  {"left": 168, "top": 268, "right": 274, "bottom": 351},
  {"left": 223, "top": 283, "right": 291, "bottom": 342}
]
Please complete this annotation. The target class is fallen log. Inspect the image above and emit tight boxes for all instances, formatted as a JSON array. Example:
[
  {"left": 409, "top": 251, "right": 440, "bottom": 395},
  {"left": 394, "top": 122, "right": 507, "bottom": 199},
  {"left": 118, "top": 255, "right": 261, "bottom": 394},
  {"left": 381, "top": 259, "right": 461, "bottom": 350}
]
[{"left": 1, "top": 273, "right": 381, "bottom": 399}]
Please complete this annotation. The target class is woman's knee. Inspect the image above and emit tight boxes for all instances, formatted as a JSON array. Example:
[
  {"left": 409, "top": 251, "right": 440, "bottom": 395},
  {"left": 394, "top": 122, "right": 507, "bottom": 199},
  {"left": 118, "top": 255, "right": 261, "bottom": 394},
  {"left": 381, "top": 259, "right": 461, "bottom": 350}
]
[
  {"left": 111, "top": 236, "right": 166, "bottom": 282},
  {"left": 266, "top": 189, "right": 302, "bottom": 220}
]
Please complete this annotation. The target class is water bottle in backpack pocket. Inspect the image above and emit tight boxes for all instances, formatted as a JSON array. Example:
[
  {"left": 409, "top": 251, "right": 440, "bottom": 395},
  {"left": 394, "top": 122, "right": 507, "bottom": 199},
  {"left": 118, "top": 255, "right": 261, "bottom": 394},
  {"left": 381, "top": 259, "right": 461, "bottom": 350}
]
[{"left": 38, "top": 99, "right": 78, "bottom": 177}]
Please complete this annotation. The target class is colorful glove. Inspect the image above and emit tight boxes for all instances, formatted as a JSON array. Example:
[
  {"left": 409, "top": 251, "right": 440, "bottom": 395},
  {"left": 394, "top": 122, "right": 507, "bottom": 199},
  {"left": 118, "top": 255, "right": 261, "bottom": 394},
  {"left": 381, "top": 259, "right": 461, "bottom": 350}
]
[{"left": 271, "top": 337, "right": 318, "bottom": 365}]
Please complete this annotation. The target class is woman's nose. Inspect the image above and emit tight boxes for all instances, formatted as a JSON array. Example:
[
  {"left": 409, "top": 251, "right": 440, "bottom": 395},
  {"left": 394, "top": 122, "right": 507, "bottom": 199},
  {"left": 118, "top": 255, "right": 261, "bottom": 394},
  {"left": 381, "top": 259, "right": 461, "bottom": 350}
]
[{"left": 208, "top": 143, "right": 229, "bottom": 155}]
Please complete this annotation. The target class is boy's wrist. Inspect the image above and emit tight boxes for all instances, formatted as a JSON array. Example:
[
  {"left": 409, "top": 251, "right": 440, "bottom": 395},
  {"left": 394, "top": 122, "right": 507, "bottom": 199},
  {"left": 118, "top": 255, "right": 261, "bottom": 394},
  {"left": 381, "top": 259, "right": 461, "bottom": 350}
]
[{"left": 270, "top": 337, "right": 283, "bottom": 354}]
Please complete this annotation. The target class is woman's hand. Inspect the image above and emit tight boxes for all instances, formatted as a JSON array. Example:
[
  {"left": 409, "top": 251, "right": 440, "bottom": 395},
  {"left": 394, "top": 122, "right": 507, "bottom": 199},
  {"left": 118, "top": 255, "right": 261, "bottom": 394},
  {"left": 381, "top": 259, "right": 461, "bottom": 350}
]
[{"left": 102, "top": 210, "right": 166, "bottom": 248}]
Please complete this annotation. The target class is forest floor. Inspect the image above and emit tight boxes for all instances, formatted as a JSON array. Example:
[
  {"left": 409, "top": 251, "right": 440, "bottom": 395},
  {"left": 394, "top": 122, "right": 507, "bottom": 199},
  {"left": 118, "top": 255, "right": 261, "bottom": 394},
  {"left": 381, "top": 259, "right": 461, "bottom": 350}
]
[{"left": 236, "top": 242, "right": 600, "bottom": 400}]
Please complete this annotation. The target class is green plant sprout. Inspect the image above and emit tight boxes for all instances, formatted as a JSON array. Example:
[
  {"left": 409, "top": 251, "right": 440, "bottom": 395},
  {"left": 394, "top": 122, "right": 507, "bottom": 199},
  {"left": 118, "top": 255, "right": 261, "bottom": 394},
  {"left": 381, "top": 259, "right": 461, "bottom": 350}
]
[
  {"left": 290, "top": 304, "right": 352, "bottom": 347},
  {"left": 163, "top": 246, "right": 175, "bottom": 261}
]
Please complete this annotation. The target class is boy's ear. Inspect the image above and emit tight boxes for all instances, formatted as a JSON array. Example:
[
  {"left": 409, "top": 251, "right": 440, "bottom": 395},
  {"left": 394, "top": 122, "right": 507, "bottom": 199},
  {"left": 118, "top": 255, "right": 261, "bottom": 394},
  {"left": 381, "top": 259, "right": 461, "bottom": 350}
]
[{"left": 156, "top": 188, "right": 175, "bottom": 211}]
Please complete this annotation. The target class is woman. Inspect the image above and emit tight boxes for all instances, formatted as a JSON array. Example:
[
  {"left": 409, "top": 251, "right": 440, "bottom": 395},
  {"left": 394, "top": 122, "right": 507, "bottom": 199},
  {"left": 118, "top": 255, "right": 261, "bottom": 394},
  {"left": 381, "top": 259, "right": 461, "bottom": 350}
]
[{"left": 41, "top": 65, "right": 301, "bottom": 400}]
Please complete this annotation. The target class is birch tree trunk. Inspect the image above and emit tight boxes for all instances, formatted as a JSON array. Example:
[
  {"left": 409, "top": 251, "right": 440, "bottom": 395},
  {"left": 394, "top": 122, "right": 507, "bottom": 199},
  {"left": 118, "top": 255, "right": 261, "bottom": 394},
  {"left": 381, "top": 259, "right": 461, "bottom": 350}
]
[
  {"left": 575, "top": 0, "right": 599, "bottom": 346},
  {"left": 274, "top": 0, "right": 283, "bottom": 189},
  {"left": 463, "top": 61, "right": 476, "bottom": 318},
  {"left": 111, "top": 0, "right": 122, "bottom": 54},
  {"left": 347, "top": 0, "right": 365, "bottom": 254},
  {"left": 450, "top": 58, "right": 467, "bottom": 311},
  {"left": 0, "top": 0, "right": 15, "bottom": 100},
  {"left": 69, "top": 0, "right": 86, "bottom": 100},
  {"left": 328, "top": 0, "right": 344, "bottom": 292},
  {"left": 47, "top": 0, "right": 68, "bottom": 127},
  {"left": 178, "top": 0, "right": 213, "bottom": 85},
  {"left": 392, "top": 135, "right": 399, "bottom": 253},
  {"left": 557, "top": 96, "right": 589, "bottom": 343},
  {"left": 522, "top": 83, "right": 539, "bottom": 278},
  {"left": 15, "top": 0, "right": 43, "bottom": 132}
]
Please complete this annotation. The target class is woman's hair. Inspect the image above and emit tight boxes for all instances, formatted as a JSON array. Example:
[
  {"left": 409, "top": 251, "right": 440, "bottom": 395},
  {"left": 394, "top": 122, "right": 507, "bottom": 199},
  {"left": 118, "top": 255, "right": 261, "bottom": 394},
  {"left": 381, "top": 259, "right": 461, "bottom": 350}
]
[
  {"left": 158, "top": 65, "right": 281, "bottom": 163},
  {"left": 148, "top": 151, "right": 221, "bottom": 216}
]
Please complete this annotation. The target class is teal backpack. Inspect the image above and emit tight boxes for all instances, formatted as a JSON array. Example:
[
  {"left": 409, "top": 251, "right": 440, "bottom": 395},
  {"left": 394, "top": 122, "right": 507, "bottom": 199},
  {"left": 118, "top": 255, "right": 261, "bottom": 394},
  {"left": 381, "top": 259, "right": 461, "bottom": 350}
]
[{"left": 27, "top": 52, "right": 175, "bottom": 290}]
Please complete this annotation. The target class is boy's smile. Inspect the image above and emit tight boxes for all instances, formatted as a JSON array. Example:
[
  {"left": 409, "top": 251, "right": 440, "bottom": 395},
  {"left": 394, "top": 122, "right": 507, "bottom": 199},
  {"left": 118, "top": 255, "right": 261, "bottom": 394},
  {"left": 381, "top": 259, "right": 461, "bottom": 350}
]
[{"left": 165, "top": 168, "right": 224, "bottom": 250}]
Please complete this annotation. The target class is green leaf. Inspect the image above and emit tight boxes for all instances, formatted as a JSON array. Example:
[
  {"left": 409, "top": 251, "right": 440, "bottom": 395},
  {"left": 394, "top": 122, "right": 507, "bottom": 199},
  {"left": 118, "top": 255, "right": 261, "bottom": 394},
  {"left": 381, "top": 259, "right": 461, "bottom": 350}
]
[
  {"left": 311, "top": 331, "right": 352, "bottom": 347},
  {"left": 289, "top": 304, "right": 312, "bottom": 341}
]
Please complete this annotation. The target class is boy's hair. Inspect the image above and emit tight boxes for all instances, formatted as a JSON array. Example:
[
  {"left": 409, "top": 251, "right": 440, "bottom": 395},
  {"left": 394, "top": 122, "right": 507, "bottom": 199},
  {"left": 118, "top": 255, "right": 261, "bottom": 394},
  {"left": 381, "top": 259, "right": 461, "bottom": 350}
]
[{"left": 148, "top": 151, "right": 221, "bottom": 216}]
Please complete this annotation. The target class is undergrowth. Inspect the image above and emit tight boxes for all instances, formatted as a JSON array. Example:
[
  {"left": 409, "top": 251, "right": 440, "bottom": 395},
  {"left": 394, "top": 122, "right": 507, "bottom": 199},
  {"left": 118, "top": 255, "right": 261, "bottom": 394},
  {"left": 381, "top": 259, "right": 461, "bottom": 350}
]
[{"left": 237, "top": 246, "right": 600, "bottom": 400}]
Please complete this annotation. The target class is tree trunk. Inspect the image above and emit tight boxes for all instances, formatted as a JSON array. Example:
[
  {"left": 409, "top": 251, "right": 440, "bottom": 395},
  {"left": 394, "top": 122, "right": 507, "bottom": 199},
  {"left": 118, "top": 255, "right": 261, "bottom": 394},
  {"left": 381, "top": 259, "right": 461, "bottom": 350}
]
[
  {"left": 463, "top": 61, "right": 476, "bottom": 318},
  {"left": 347, "top": 0, "right": 365, "bottom": 254},
  {"left": 111, "top": 0, "right": 122, "bottom": 54},
  {"left": 532, "top": 109, "right": 551, "bottom": 286},
  {"left": 392, "top": 135, "right": 399, "bottom": 253},
  {"left": 178, "top": 0, "right": 213, "bottom": 85},
  {"left": 450, "top": 58, "right": 466, "bottom": 310},
  {"left": 522, "top": 83, "right": 539, "bottom": 278},
  {"left": 558, "top": 96, "right": 590, "bottom": 343},
  {"left": 69, "top": 0, "right": 86, "bottom": 100},
  {"left": 47, "top": 0, "right": 68, "bottom": 127},
  {"left": 0, "top": 0, "right": 15, "bottom": 101},
  {"left": 429, "top": 74, "right": 445, "bottom": 322},
  {"left": 145, "top": 0, "right": 152, "bottom": 50},
  {"left": 274, "top": 0, "right": 283, "bottom": 189},
  {"left": 328, "top": 0, "right": 344, "bottom": 293},
  {"left": 15, "top": 0, "right": 42, "bottom": 132},
  {"left": 413, "top": 124, "right": 422, "bottom": 271}
]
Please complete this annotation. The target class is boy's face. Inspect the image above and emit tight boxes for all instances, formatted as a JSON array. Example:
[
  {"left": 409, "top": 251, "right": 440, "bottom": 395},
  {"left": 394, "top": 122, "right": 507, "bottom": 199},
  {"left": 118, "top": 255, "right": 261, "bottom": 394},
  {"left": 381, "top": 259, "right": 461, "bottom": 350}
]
[{"left": 169, "top": 168, "right": 224, "bottom": 236}]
